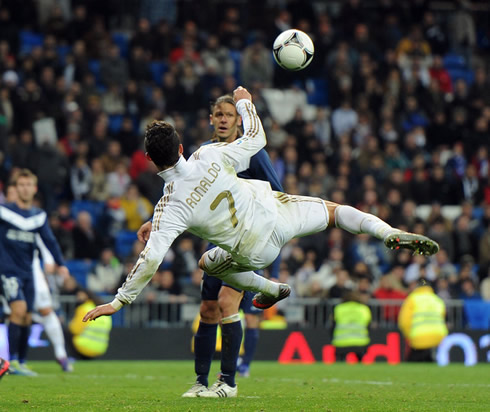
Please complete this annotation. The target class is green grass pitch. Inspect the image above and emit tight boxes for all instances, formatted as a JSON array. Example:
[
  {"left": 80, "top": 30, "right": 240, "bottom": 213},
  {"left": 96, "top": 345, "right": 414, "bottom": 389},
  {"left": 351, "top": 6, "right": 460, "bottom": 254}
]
[{"left": 2, "top": 361, "right": 489, "bottom": 411}]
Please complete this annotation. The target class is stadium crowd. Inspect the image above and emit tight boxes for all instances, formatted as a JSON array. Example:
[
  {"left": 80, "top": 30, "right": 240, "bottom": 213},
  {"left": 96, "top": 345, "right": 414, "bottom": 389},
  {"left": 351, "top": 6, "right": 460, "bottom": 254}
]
[{"left": 0, "top": 0, "right": 489, "bottom": 317}]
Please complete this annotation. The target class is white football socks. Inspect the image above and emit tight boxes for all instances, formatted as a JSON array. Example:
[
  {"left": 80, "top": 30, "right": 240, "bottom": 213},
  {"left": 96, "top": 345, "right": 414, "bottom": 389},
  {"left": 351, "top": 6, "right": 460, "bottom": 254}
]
[
  {"left": 334, "top": 205, "right": 400, "bottom": 240},
  {"left": 221, "top": 271, "right": 280, "bottom": 297},
  {"left": 42, "top": 311, "right": 68, "bottom": 360}
]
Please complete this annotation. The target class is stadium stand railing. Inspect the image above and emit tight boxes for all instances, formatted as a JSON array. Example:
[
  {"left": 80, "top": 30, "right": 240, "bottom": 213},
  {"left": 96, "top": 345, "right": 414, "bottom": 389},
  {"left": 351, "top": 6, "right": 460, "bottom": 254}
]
[{"left": 55, "top": 296, "right": 487, "bottom": 330}]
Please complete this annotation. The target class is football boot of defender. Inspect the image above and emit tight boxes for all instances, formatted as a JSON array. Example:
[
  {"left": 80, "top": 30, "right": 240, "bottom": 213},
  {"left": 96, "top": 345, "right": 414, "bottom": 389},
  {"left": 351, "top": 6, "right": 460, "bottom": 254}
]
[
  {"left": 182, "top": 382, "right": 208, "bottom": 398},
  {"left": 0, "top": 358, "right": 10, "bottom": 380},
  {"left": 197, "top": 379, "right": 237, "bottom": 398},
  {"left": 8, "top": 360, "right": 38, "bottom": 376},
  {"left": 384, "top": 232, "right": 439, "bottom": 256},
  {"left": 252, "top": 283, "right": 291, "bottom": 310}
]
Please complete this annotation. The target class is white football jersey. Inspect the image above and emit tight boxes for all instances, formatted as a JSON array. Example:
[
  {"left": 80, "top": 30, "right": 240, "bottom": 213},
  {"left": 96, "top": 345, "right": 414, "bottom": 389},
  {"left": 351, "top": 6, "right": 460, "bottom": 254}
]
[{"left": 115, "top": 99, "right": 278, "bottom": 305}]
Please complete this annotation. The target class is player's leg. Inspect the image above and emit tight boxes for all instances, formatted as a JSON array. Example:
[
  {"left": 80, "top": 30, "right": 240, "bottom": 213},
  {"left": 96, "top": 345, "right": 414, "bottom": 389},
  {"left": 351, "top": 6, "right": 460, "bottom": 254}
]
[
  {"left": 183, "top": 273, "right": 221, "bottom": 398},
  {"left": 199, "top": 248, "right": 282, "bottom": 297},
  {"left": 271, "top": 193, "right": 439, "bottom": 255},
  {"left": 1, "top": 274, "right": 37, "bottom": 376},
  {"left": 326, "top": 201, "right": 439, "bottom": 255},
  {"left": 33, "top": 266, "right": 72, "bottom": 372},
  {"left": 238, "top": 295, "right": 261, "bottom": 377},
  {"left": 216, "top": 286, "right": 242, "bottom": 390},
  {"left": 37, "top": 307, "right": 73, "bottom": 372}
]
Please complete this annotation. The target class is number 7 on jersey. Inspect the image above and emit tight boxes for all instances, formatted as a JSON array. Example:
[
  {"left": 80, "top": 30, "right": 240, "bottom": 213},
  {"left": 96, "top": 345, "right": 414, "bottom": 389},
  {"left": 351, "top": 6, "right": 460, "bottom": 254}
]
[{"left": 210, "top": 190, "right": 238, "bottom": 228}]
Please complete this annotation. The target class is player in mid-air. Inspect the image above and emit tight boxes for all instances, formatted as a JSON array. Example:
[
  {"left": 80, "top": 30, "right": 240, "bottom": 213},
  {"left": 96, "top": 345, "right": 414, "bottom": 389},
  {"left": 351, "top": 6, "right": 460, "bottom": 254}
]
[
  {"left": 0, "top": 170, "right": 70, "bottom": 376},
  {"left": 84, "top": 87, "right": 439, "bottom": 395},
  {"left": 138, "top": 95, "right": 283, "bottom": 397}
]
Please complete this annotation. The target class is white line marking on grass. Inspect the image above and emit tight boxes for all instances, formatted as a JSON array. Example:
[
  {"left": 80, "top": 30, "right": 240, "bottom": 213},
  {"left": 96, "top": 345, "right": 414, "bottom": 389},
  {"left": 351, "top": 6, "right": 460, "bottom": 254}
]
[{"left": 322, "top": 378, "right": 392, "bottom": 386}]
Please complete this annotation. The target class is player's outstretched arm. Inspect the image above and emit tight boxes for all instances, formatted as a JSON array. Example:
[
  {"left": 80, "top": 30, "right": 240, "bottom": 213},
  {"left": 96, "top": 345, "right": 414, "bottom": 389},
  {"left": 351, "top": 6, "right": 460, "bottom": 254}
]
[{"left": 83, "top": 303, "right": 117, "bottom": 322}]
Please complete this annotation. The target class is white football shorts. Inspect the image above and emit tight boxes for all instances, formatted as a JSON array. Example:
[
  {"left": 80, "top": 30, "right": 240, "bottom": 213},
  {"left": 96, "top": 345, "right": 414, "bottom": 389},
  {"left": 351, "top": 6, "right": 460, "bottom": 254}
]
[{"left": 202, "top": 193, "right": 328, "bottom": 275}]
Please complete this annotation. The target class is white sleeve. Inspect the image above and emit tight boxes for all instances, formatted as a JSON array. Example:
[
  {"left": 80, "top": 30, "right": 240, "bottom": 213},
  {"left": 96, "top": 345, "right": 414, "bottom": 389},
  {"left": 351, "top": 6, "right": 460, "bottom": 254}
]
[
  {"left": 113, "top": 204, "right": 187, "bottom": 306},
  {"left": 36, "top": 234, "right": 55, "bottom": 265},
  {"left": 217, "top": 99, "right": 266, "bottom": 173}
]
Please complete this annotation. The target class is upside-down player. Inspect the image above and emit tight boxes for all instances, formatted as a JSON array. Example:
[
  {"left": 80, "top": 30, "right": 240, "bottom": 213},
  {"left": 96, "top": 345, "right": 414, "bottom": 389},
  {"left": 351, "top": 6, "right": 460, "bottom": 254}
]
[
  {"left": 138, "top": 95, "right": 283, "bottom": 397},
  {"left": 84, "top": 87, "right": 439, "bottom": 397}
]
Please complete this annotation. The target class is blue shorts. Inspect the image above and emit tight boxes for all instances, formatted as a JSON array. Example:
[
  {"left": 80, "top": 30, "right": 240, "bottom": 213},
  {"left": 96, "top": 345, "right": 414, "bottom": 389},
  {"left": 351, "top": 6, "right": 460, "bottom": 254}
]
[
  {"left": 1, "top": 274, "right": 35, "bottom": 312},
  {"left": 201, "top": 272, "right": 262, "bottom": 315}
]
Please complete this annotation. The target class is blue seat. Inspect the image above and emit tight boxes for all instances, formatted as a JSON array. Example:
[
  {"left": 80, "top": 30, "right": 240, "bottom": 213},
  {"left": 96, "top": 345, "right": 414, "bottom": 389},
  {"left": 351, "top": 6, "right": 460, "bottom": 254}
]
[
  {"left": 66, "top": 259, "right": 94, "bottom": 288},
  {"left": 443, "top": 53, "right": 467, "bottom": 69},
  {"left": 88, "top": 59, "right": 104, "bottom": 88},
  {"left": 229, "top": 50, "right": 241, "bottom": 83},
  {"left": 112, "top": 32, "right": 129, "bottom": 58},
  {"left": 306, "top": 77, "right": 328, "bottom": 106},
  {"left": 149, "top": 61, "right": 168, "bottom": 86},
  {"left": 464, "top": 300, "right": 490, "bottom": 329},
  {"left": 108, "top": 114, "right": 124, "bottom": 134},
  {"left": 448, "top": 68, "right": 474, "bottom": 86},
  {"left": 71, "top": 200, "right": 106, "bottom": 226},
  {"left": 115, "top": 230, "right": 138, "bottom": 259},
  {"left": 19, "top": 31, "right": 44, "bottom": 55},
  {"left": 56, "top": 45, "right": 72, "bottom": 65}
]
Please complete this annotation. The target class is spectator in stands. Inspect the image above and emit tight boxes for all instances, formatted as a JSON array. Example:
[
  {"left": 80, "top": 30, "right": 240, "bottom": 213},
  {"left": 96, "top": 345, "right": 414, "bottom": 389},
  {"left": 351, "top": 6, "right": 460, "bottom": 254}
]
[
  {"left": 106, "top": 161, "right": 131, "bottom": 198},
  {"left": 70, "top": 155, "right": 92, "bottom": 200},
  {"left": 459, "top": 278, "right": 481, "bottom": 301},
  {"left": 100, "top": 45, "right": 129, "bottom": 88},
  {"left": 119, "top": 183, "right": 153, "bottom": 232},
  {"left": 328, "top": 269, "right": 353, "bottom": 299},
  {"left": 373, "top": 274, "right": 407, "bottom": 323},
  {"left": 72, "top": 211, "right": 104, "bottom": 260},
  {"left": 481, "top": 268, "right": 490, "bottom": 301},
  {"left": 87, "top": 248, "right": 123, "bottom": 294}
]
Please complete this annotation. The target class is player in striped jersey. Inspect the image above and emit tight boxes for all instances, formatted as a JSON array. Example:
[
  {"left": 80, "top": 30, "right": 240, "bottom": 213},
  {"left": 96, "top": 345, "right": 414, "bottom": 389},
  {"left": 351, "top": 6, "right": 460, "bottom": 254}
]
[
  {"left": 0, "top": 170, "right": 70, "bottom": 376},
  {"left": 2, "top": 182, "right": 72, "bottom": 372},
  {"left": 84, "top": 87, "right": 439, "bottom": 394}
]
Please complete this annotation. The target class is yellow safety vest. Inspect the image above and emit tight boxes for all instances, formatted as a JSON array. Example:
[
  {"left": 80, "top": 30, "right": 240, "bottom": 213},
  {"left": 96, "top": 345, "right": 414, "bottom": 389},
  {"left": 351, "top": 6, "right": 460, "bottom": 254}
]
[
  {"left": 71, "top": 301, "right": 112, "bottom": 357},
  {"left": 408, "top": 292, "right": 447, "bottom": 349},
  {"left": 332, "top": 301, "right": 371, "bottom": 347}
]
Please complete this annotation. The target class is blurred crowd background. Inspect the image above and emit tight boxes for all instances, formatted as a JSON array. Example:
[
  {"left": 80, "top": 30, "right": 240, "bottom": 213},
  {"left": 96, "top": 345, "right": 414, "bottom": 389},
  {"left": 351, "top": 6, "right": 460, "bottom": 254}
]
[{"left": 0, "top": 0, "right": 489, "bottom": 316}]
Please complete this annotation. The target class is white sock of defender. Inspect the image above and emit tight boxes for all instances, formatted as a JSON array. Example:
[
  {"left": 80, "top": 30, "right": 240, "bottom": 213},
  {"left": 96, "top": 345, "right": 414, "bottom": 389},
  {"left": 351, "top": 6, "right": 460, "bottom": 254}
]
[
  {"left": 221, "top": 271, "right": 280, "bottom": 297},
  {"left": 334, "top": 205, "right": 400, "bottom": 240},
  {"left": 42, "top": 311, "right": 68, "bottom": 360}
]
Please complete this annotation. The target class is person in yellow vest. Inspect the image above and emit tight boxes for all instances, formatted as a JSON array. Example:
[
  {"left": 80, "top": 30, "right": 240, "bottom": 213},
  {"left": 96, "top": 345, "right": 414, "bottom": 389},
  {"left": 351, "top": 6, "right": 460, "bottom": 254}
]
[
  {"left": 332, "top": 291, "right": 371, "bottom": 361},
  {"left": 398, "top": 280, "right": 448, "bottom": 362},
  {"left": 68, "top": 288, "right": 112, "bottom": 359}
]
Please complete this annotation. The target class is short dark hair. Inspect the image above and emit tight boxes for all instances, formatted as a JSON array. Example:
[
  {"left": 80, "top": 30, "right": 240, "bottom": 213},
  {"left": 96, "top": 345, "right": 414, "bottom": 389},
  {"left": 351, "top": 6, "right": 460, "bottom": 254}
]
[{"left": 144, "top": 120, "right": 181, "bottom": 168}]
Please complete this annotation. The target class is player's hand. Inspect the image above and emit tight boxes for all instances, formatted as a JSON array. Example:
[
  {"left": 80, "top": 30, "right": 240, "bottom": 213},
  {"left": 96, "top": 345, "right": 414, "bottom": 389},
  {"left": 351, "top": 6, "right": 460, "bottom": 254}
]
[
  {"left": 83, "top": 303, "right": 117, "bottom": 322},
  {"left": 233, "top": 86, "right": 252, "bottom": 103},
  {"left": 57, "top": 265, "right": 70, "bottom": 281},
  {"left": 137, "top": 220, "right": 152, "bottom": 243}
]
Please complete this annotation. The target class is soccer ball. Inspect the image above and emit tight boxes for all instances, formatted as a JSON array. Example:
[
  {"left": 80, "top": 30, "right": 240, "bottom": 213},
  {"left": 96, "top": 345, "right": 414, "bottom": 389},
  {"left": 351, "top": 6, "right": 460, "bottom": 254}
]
[{"left": 272, "top": 29, "right": 314, "bottom": 71}]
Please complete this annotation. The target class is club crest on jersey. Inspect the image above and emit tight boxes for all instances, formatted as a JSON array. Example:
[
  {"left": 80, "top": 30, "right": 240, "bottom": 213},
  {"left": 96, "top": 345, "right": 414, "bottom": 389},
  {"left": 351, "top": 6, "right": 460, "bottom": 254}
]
[{"left": 185, "top": 162, "right": 222, "bottom": 209}]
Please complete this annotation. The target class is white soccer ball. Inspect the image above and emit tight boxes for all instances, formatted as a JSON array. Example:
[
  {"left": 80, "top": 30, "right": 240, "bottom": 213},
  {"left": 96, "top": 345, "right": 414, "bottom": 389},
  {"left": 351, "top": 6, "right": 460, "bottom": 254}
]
[{"left": 272, "top": 29, "right": 314, "bottom": 71}]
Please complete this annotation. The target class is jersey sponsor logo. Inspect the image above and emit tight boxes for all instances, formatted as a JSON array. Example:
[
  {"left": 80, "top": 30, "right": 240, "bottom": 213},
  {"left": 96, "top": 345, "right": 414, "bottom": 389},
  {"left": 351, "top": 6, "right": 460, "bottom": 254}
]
[
  {"left": 6, "top": 228, "right": 36, "bottom": 243},
  {"left": 185, "top": 162, "right": 222, "bottom": 209}
]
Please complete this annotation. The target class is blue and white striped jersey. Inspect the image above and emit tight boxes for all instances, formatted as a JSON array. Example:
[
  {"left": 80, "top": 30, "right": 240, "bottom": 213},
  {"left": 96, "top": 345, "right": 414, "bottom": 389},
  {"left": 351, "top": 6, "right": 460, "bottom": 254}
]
[{"left": 0, "top": 203, "right": 65, "bottom": 279}]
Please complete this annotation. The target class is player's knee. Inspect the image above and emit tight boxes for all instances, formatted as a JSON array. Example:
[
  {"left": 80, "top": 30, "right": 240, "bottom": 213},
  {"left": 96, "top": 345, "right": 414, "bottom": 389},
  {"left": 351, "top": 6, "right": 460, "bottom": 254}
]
[
  {"left": 198, "top": 254, "right": 207, "bottom": 271},
  {"left": 38, "top": 307, "right": 52, "bottom": 317},
  {"left": 200, "top": 300, "right": 219, "bottom": 323},
  {"left": 218, "top": 289, "right": 241, "bottom": 316}
]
